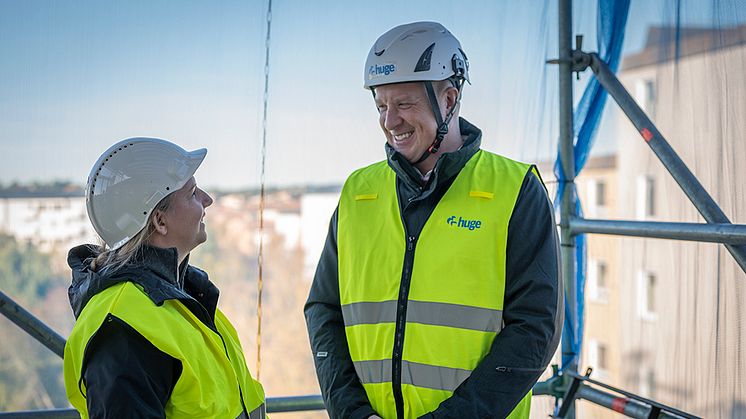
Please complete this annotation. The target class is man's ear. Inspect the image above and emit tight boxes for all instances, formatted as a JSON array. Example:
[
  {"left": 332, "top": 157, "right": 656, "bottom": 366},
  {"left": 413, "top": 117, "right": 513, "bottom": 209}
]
[
  {"left": 151, "top": 210, "right": 168, "bottom": 236},
  {"left": 444, "top": 86, "right": 459, "bottom": 112}
]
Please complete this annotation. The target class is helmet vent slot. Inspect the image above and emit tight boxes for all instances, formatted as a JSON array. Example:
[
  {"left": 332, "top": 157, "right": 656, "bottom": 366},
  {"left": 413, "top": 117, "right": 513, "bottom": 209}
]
[{"left": 414, "top": 43, "right": 435, "bottom": 72}]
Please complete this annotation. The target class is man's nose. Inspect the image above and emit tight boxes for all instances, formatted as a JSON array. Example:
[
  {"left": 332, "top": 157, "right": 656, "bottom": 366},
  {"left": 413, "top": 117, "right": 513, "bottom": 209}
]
[{"left": 383, "top": 108, "right": 401, "bottom": 130}]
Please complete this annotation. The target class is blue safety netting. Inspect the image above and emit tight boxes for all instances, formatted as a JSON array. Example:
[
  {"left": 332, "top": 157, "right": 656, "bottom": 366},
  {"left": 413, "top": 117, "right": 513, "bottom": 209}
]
[{"left": 554, "top": 0, "right": 630, "bottom": 370}]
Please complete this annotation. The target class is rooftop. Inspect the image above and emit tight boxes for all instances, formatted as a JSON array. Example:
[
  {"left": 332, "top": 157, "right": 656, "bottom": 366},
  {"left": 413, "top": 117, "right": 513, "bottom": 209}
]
[{"left": 622, "top": 24, "right": 746, "bottom": 70}]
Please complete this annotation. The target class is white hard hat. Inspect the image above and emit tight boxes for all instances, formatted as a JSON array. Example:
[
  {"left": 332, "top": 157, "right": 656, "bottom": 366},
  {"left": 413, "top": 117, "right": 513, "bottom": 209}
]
[
  {"left": 364, "top": 21, "right": 469, "bottom": 89},
  {"left": 85, "top": 137, "right": 206, "bottom": 250}
]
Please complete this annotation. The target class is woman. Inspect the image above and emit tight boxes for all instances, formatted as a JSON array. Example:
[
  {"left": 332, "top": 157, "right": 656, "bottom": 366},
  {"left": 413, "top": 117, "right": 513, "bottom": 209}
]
[{"left": 63, "top": 137, "right": 265, "bottom": 418}]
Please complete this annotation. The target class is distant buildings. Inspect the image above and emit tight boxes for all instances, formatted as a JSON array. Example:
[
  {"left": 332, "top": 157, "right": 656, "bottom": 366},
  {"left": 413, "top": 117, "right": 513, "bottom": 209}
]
[
  {"left": 0, "top": 184, "right": 97, "bottom": 252},
  {"left": 0, "top": 183, "right": 340, "bottom": 276},
  {"left": 300, "top": 192, "right": 340, "bottom": 278}
]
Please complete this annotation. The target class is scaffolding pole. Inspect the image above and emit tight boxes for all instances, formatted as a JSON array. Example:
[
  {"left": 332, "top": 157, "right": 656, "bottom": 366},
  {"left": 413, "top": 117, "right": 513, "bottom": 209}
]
[
  {"left": 586, "top": 52, "right": 746, "bottom": 273},
  {"left": 570, "top": 218, "right": 746, "bottom": 244},
  {"left": 558, "top": 0, "right": 578, "bottom": 416},
  {"left": 0, "top": 290, "right": 66, "bottom": 358}
]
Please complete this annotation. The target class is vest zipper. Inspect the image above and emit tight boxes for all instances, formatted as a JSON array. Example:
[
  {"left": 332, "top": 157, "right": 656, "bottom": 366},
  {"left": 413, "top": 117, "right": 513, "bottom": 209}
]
[
  {"left": 393, "top": 228, "right": 417, "bottom": 419},
  {"left": 216, "top": 331, "right": 250, "bottom": 417},
  {"left": 184, "top": 297, "right": 251, "bottom": 417}
]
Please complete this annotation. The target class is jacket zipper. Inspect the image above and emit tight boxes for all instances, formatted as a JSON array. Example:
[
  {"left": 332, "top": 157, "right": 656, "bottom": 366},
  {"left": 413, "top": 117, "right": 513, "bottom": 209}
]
[
  {"left": 495, "top": 366, "right": 546, "bottom": 373},
  {"left": 392, "top": 192, "right": 418, "bottom": 419}
]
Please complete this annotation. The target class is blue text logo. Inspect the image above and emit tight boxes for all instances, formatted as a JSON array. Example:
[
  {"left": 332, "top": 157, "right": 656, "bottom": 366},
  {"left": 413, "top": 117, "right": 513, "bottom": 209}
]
[
  {"left": 368, "top": 63, "right": 396, "bottom": 78},
  {"left": 446, "top": 215, "right": 482, "bottom": 231}
]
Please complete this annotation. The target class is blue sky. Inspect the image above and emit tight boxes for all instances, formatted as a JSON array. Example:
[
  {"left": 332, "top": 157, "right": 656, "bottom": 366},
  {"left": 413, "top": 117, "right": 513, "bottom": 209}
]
[{"left": 0, "top": 0, "right": 742, "bottom": 190}]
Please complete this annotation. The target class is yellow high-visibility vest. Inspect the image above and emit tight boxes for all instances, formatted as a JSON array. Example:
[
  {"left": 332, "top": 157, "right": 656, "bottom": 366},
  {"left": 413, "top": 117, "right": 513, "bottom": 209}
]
[
  {"left": 64, "top": 281, "right": 266, "bottom": 419},
  {"left": 338, "top": 150, "right": 533, "bottom": 419}
]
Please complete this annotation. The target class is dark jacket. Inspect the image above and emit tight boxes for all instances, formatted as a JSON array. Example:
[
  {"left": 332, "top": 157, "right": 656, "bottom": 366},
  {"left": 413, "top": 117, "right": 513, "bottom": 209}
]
[
  {"left": 304, "top": 118, "right": 562, "bottom": 419},
  {"left": 67, "top": 244, "right": 224, "bottom": 418}
]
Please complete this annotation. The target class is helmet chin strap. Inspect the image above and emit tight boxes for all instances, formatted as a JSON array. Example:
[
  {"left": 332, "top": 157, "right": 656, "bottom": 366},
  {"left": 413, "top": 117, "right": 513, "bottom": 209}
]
[{"left": 413, "top": 79, "right": 463, "bottom": 166}]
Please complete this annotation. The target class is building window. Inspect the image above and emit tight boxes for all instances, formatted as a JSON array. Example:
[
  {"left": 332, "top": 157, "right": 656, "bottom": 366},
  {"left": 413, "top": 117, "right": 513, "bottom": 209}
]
[
  {"left": 636, "top": 79, "right": 657, "bottom": 120},
  {"left": 598, "top": 344, "right": 608, "bottom": 371},
  {"left": 636, "top": 176, "right": 656, "bottom": 219},
  {"left": 587, "top": 179, "right": 607, "bottom": 218},
  {"left": 595, "top": 180, "right": 606, "bottom": 207},
  {"left": 588, "top": 259, "right": 608, "bottom": 302},
  {"left": 639, "top": 367, "right": 656, "bottom": 398},
  {"left": 638, "top": 271, "right": 657, "bottom": 320},
  {"left": 645, "top": 177, "right": 655, "bottom": 216},
  {"left": 588, "top": 339, "right": 609, "bottom": 378}
]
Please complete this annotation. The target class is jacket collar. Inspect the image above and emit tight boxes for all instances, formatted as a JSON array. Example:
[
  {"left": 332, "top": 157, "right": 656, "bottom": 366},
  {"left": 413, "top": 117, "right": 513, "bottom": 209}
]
[
  {"left": 67, "top": 244, "right": 219, "bottom": 319},
  {"left": 385, "top": 117, "right": 482, "bottom": 194}
]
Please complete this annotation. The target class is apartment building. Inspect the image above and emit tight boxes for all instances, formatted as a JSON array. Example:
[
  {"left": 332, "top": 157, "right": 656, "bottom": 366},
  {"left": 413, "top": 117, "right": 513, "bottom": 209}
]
[{"left": 612, "top": 25, "right": 746, "bottom": 417}]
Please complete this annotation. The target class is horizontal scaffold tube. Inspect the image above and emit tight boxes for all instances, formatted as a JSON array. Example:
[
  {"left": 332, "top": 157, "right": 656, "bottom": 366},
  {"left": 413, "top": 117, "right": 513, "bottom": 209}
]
[
  {"left": 570, "top": 217, "right": 746, "bottom": 244},
  {"left": 267, "top": 395, "right": 325, "bottom": 412}
]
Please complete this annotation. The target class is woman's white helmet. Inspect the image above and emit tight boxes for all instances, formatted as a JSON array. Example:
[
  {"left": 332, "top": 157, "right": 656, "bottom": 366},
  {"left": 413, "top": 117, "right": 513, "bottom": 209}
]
[
  {"left": 85, "top": 137, "right": 206, "bottom": 251},
  {"left": 364, "top": 21, "right": 469, "bottom": 89}
]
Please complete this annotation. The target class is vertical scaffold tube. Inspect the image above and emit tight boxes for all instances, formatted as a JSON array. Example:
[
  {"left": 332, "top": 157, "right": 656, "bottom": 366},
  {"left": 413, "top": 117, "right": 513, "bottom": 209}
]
[{"left": 558, "top": 0, "right": 577, "bottom": 417}]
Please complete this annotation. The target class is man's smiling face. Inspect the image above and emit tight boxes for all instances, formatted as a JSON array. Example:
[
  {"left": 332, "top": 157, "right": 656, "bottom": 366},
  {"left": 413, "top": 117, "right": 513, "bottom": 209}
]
[{"left": 374, "top": 82, "right": 439, "bottom": 163}]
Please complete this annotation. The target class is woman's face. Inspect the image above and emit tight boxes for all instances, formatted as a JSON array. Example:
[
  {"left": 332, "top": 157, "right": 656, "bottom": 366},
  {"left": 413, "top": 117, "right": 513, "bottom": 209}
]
[{"left": 153, "top": 176, "right": 213, "bottom": 259}]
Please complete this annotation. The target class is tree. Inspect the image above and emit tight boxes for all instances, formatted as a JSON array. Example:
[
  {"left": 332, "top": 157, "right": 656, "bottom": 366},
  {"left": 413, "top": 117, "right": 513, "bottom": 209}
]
[{"left": 0, "top": 234, "right": 69, "bottom": 410}]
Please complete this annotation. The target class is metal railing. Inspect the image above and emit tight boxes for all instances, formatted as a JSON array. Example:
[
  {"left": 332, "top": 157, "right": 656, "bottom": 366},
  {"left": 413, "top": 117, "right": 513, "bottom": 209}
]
[
  {"left": 0, "top": 395, "right": 325, "bottom": 418},
  {"left": 0, "top": 290, "right": 66, "bottom": 358}
]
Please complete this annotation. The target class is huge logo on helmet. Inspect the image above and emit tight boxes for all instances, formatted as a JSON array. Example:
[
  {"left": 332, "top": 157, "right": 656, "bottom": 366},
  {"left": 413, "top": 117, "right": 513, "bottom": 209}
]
[{"left": 368, "top": 63, "right": 396, "bottom": 79}]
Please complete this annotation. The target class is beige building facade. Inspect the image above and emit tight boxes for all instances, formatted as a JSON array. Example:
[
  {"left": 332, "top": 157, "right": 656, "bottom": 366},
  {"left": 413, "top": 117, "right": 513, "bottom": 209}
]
[
  {"left": 612, "top": 26, "right": 746, "bottom": 417},
  {"left": 575, "top": 156, "right": 623, "bottom": 418},
  {"left": 534, "top": 155, "right": 621, "bottom": 419}
]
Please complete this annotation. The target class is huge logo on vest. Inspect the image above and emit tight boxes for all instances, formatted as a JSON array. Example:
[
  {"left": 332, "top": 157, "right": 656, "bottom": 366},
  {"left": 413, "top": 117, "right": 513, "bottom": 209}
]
[
  {"left": 368, "top": 63, "right": 396, "bottom": 79},
  {"left": 446, "top": 215, "right": 482, "bottom": 231}
]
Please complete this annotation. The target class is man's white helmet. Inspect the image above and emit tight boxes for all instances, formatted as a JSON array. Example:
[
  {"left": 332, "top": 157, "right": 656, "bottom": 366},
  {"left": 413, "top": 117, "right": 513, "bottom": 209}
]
[
  {"left": 364, "top": 21, "right": 469, "bottom": 89},
  {"left": 85, "top": 137, "right": 206, "bottom": 251}
]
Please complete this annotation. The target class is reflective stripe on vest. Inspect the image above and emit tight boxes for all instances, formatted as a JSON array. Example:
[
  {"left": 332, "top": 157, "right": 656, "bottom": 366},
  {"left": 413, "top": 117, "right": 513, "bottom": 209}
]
[
  {"left": 354, "top": 359, "right": 471, "bottom": 392},
  {"left": 63, "top": 282, "right": 266, "bottom": 419},
  {"left": 338, "top": 150, "right": 534, "bottom": 419},
  {"left": 341, "top": 300, "right": 502, "bottom": 332}
]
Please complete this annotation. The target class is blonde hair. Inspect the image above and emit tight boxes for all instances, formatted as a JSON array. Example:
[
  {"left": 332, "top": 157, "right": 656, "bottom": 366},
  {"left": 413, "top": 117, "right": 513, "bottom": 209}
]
[{"left": 89, "top": 194, "right": 173, "bottom": 273}]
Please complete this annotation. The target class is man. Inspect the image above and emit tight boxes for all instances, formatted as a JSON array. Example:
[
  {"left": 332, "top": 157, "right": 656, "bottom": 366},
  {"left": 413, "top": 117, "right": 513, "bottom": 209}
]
[{"left": 305, "top": 21, "right": 562, "bottom": 419}]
